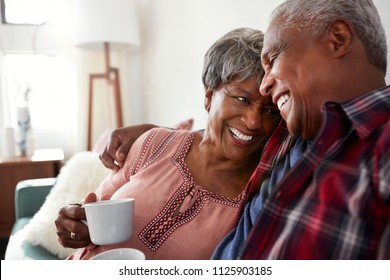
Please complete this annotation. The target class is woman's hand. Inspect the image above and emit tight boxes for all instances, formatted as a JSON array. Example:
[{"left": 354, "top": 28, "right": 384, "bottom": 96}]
[{"left": 55, "top": 193, "right": 97, "bottom": 249}]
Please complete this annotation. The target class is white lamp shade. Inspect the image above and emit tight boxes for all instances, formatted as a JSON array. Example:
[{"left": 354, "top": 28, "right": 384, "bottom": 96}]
[{"left": 74, "top": 0, "right": 140, "bottom": 51}]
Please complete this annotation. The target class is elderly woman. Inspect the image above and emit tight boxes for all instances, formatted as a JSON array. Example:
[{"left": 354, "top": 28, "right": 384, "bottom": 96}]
[{"left": 55, "top": 27, "right": 280, "bottom": 260}]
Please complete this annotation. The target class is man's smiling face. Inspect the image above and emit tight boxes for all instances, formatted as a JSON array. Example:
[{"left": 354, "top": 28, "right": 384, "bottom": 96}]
[{"left": 259, "top": 24, "right": 335, "bottom": 140}]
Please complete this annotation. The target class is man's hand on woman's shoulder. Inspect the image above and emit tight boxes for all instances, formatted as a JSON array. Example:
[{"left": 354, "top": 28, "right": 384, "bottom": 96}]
[{"left": 99, "top": 124, "right": 157, "bottom": 171}]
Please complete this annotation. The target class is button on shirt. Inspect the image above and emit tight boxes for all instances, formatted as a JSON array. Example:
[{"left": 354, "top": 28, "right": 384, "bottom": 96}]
[{"left": 239, "top": 86, "right": 390, "bottom": 259}]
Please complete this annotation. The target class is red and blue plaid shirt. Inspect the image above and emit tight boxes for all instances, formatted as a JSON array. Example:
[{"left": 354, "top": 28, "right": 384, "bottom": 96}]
[{"left": 239, "top": 86, "right": 390, "bottom": 259}]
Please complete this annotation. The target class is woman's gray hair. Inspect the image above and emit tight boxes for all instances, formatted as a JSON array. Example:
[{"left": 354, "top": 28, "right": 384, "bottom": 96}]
[
  {"left": 202, "top": 27, "right": 264, "bottom": 90},
  {"left": 270, "top": 0, "right": 387, "bottom": 73}
]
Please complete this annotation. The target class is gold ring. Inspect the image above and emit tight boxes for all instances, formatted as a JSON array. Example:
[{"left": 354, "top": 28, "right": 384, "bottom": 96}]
[{"left": 70, "top": 231, "right": 77, "bottom": 240}]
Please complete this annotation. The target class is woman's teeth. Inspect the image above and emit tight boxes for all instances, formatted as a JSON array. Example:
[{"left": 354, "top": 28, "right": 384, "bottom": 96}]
[{"left": 228, "top": 126, "right": 253, "bottom": 141}]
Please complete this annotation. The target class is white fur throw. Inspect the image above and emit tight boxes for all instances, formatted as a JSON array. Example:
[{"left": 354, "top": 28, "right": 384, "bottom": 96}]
[{"left": 22, "top": 151, "right": 111, "bottom": 259}]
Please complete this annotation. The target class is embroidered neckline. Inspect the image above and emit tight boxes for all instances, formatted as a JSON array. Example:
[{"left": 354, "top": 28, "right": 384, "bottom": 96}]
[
  {"left": 172, "top": 130, "right": 246, "bottom": 205},
  {"left": 137, "top": 129, "right": 245, "bottom": 252}
]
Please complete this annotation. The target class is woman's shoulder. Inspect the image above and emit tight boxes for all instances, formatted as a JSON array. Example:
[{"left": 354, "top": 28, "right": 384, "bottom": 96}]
[
  {"left": 141, "top": 127, "right": 195, "bottom": 154},
  {"left": 132, "top": 127, "right": 193, "bottom": 152},
  {"left": 126, "top": 127, "right": 195, "bottom": 173},
  {"left": 147, "top": 127, "right": 193, "bottom": 141}
]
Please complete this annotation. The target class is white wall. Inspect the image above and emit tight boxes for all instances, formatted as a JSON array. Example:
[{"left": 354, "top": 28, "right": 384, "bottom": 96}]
[{"left": 124, "top": 0, "right": 390, "bottom": 132}]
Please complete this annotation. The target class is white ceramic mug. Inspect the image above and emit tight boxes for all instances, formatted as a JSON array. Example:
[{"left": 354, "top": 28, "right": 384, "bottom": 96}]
[{"left": 83, "top": 198, "right": 134, "bottom": 245}]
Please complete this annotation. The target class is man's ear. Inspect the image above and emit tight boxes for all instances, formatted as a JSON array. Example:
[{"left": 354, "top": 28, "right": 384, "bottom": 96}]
[
  {"left": 204, "top": 86, "right": 213, "bottom": 111},
  {"left": 327, "top": 19, "right": 353, "bottom": 58}
]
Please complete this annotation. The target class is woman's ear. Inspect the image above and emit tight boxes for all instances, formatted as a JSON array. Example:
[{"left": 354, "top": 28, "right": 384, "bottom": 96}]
[{"left": 204, "top": 86, "right": 213, "bottom": 111}]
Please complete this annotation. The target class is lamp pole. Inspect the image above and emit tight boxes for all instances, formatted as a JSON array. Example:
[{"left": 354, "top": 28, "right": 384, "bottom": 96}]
[{"left": 87, "top": 42, "right": 123, "bottom": 151}]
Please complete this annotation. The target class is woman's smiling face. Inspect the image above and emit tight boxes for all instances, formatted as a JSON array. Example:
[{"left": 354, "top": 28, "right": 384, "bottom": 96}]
[{"left": 205, "top": 76, "right": 281, "bottom": 162}]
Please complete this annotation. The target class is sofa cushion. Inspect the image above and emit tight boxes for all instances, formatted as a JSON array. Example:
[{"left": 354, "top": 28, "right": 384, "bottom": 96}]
[{"left": 10, "top": 217, "right": 31, "bottom": 235}]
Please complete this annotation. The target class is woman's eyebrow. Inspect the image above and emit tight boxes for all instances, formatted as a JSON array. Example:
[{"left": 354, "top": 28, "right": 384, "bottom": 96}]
[{"left": 227, "top": 87, "right": 252, "bottom": 95}]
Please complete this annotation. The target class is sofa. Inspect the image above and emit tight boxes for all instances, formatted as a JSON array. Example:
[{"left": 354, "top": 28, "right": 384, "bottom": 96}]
[{"left": 5, "top": 178, "right": 61, "bottom": 259}]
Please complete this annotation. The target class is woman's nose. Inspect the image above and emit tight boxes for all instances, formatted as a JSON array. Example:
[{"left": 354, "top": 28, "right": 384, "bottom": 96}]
[{"left": 242, "top": 107, "right": 262, "bottom": 130}]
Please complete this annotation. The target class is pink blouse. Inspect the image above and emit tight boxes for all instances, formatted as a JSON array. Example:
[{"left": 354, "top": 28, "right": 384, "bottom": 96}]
[{"left": 68, "top": 128, "right": 246, "bottom": 260}]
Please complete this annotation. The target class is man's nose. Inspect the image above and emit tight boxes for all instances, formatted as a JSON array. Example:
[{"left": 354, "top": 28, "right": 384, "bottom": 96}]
[{"left": 260, "top": 74, "right": 274, "bottom": 97}]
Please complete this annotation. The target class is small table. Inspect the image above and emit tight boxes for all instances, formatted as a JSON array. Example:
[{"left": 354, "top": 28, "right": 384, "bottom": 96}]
[{"left": 0, "top": 148, "right": 64, "bottom": 238}]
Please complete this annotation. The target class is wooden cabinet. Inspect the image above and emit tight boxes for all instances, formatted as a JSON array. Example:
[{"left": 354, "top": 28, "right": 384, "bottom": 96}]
[{"left": 0, "top": 149, "right": 64, "bottom": 238}]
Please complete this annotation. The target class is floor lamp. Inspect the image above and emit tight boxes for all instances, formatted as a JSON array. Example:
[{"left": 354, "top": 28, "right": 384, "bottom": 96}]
[{"left": 74, "top": 0, "right": 140, "bottom": 150}]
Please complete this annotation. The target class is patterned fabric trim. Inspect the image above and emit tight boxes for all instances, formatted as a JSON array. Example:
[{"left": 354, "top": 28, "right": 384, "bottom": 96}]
[{"left": 129, "top": 129, "right": 177, "bottom": 175}]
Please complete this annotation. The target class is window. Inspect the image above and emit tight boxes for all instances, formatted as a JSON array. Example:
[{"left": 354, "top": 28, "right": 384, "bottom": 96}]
[
  {"left": 2, "top": 53, "right": 68, "bottom": 130},
  {"left": 1, "top": 0, "right": 48, "bottom": 25},
  {"left": 0, "top": 0, "right": 75, "bottom": 154}
]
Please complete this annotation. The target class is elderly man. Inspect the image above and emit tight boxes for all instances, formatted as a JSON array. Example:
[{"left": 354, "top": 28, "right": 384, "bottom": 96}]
[
  {"left": 235, "top": 0, "right": 389, "bottom": 259},
  {"left": 100, "top": 0, "right": 389, "bottom": 259}
]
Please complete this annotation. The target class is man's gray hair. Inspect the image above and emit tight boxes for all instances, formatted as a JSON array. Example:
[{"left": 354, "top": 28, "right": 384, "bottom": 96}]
[
  {"left": 202, "top": 27, "right": 264, "bottom": 90},
  {"left": 270, "top": 0, "right": 387, "bottom": 73}
]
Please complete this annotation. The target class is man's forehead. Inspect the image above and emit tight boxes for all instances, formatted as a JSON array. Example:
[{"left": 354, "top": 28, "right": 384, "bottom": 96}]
[
  {"left": 263, "top": 24, "right": 302, "bottom": 53},
  {"left": 262, "top": 25, "right": 282, "bottom": 54}
]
